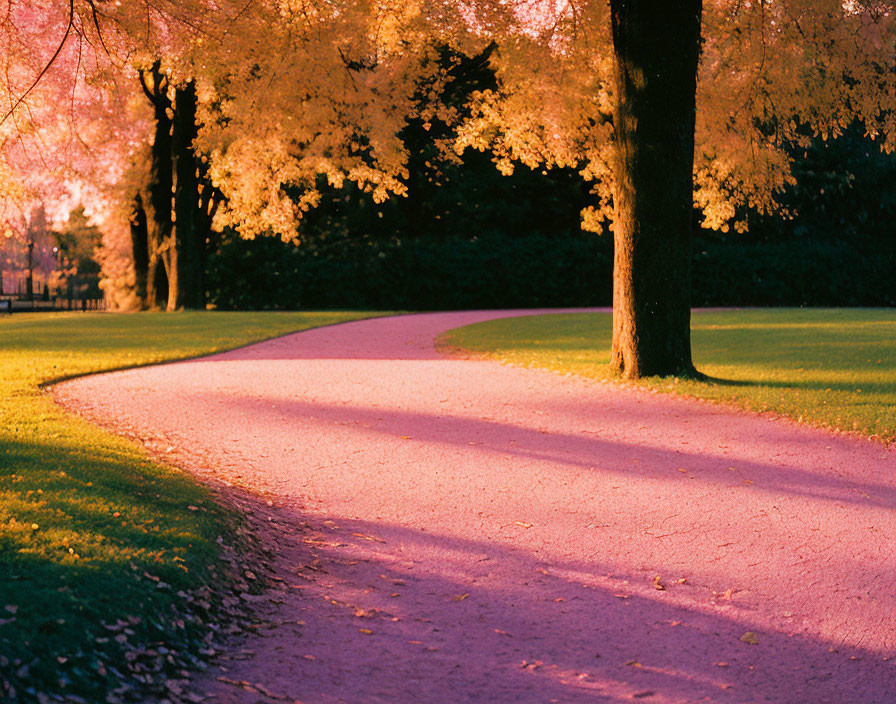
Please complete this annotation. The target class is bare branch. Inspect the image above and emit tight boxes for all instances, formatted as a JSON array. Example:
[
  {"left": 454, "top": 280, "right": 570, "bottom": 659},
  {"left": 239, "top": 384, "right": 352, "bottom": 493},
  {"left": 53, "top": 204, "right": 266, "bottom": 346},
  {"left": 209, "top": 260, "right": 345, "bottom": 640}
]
[{"left": 0, "top": 0, "right": 75, "bottom": 126}]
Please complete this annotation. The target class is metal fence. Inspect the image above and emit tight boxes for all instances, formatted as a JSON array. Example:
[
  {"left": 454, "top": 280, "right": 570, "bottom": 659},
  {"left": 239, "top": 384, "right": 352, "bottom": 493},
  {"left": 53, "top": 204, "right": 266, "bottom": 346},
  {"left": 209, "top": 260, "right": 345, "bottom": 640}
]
[{"left": 0, "top": 297, "right": 106, "bottom": 314}]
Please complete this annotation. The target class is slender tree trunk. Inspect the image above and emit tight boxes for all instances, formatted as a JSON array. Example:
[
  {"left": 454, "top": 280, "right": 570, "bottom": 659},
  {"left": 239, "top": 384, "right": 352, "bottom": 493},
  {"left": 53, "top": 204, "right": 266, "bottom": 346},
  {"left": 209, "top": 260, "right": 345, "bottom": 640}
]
[
  {"left": 609, "top": 0, "right": 702, "bottom": 378},
  {"left": 169, "top": 82, "right": 204, "bottom": 310},
  {"left": 129, "top": 193, "right": 149, "bottom": 302}
]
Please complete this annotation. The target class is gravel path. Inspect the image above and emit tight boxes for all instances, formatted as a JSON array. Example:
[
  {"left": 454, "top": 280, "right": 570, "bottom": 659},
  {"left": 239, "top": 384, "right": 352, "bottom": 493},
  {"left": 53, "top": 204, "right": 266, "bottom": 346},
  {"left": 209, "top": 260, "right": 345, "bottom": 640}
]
[{"left": 53, "top": 310, "right": 896, "bottom": 704}]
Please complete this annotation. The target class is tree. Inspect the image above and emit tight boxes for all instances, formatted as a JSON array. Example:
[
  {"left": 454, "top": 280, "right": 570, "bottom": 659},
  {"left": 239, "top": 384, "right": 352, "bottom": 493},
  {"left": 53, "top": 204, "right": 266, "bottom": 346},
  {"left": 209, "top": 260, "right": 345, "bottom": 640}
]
[
  {"left": 4, "top": 1, "right": 894, "bottom": 337},
  {"left": 1, "top": 1, "right": 451, "bottom": 308},
  {"left": 607, "top": 0, "right": 702, "bottom": 377},
  {"left": 449, "top": 0, "right": 896, "bottom": 378}
]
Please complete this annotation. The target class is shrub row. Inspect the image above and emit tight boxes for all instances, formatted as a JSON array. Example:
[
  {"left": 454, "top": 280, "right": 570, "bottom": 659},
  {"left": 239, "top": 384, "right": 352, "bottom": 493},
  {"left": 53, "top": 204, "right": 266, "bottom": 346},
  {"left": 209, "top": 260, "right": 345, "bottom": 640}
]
[{"left": 207, "top": 232, "right": 894, "bottom": 310}]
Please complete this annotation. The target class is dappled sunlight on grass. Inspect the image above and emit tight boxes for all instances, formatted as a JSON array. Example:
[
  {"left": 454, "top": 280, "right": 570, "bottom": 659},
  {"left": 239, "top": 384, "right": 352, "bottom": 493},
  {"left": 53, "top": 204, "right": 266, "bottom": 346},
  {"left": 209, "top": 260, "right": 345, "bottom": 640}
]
[{"left": 440, "top": 309, "right": 896, "bottom": 441}]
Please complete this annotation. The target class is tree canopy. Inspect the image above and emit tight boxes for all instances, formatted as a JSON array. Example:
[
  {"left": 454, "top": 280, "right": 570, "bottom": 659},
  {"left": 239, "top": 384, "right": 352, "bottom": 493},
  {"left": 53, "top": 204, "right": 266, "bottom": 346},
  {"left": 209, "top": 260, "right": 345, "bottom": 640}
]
[{"left": 1, "top": 1, "right": 893, "bottom": 371}]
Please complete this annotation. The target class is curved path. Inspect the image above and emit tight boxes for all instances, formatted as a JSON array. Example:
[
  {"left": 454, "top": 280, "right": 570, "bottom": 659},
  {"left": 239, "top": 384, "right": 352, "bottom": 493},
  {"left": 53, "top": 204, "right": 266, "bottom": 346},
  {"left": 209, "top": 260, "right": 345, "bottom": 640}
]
[{"left": 53, "top": 311, "right": 895, "bottom": 703}]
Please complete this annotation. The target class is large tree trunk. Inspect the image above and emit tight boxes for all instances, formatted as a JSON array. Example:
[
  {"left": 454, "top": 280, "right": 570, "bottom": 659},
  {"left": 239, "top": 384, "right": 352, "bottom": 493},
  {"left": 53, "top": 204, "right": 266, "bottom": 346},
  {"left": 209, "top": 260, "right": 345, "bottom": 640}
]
[
  {"left": 139, "top": 63, "right": 174, "bottom": 310},
  {"left": 169, "top": 82, "right": 205, "bottom": 310},
  {"left": 609, "top": 0, "right": 702, "bottom": 378}
]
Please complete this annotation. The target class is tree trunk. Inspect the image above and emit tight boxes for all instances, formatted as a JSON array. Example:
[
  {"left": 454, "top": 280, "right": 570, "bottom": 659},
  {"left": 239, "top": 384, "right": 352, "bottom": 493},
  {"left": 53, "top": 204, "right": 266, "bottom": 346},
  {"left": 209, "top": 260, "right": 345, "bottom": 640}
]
[
  {"left": 609, "top": 0, "right": 702, "bottom": 378},
  {"left": 139, "top": 62, "right": 174, "bottom": 310},
  {"left": 129, "top": 193, "right": 149, "bottom": 302},
  {"left": 169, "top": 82, "right": 205, "bottom": 310}
]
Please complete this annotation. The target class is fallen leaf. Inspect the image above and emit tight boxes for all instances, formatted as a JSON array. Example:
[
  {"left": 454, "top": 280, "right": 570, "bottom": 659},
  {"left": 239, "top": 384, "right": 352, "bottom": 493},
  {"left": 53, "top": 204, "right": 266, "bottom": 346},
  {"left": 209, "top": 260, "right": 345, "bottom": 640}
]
[
  {"left": 740, "top": 631, "right": 759, "bottom": 645},
  {"left": 4, "top": 605, "right": 18, "bottom": 614},
  {"left": 352, "top": 532, "right": 385, "bottom": 543},
  {"left": 359, "top": 628, "right": 373, "bottom": 635},
  {"left": 653, "top": 575, "right": 665, "bottom": 591},
  {"left": 625, "top": 660, "right": 643, "bottom": 667},
  {"left": 715, "top": 661, "right": 729, "bottom": 667},
  {"left": 164, "top": 680, "right": 184, "bottom": 695},
  {"left": 216, "top": 677, "right": 258, "bottom": 694},
  {"left": 451, "top": 593, "right": 470, "bottom": 602},
  {"left": 515, "top": 521, "right": 534, "bottom": 528}
]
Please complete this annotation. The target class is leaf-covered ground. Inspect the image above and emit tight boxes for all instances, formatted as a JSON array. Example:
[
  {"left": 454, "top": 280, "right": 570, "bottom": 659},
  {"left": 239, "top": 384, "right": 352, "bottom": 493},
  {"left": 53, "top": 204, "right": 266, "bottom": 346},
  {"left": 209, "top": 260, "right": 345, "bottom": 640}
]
[
  {"left": 440, "top": 309, "right": 896, "bottom": 442},
  {"left": 0, "top": 311, "right": 385, "bottom": 702}
]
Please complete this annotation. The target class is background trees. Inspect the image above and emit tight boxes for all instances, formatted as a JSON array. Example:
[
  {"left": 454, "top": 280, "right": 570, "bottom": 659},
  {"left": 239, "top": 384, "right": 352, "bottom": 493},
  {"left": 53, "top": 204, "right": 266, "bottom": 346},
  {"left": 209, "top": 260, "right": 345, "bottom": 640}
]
[{"left": 1, "top": 1, "right": 894, "bottom": 375}]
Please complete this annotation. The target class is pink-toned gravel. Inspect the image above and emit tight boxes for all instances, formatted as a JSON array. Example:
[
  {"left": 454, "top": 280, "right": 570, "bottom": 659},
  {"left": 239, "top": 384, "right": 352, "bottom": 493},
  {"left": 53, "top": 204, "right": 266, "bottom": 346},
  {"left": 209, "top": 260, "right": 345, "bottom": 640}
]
[{"left": 53, "top": 310, "right": 896, "bottom": 704}]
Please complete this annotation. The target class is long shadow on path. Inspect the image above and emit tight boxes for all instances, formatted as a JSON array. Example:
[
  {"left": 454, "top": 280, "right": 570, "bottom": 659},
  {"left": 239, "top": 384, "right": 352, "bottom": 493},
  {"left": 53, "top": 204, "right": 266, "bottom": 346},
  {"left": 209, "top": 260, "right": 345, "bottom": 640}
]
[{"left": 197, "top": 508, "right": 895, "bottom": 704}]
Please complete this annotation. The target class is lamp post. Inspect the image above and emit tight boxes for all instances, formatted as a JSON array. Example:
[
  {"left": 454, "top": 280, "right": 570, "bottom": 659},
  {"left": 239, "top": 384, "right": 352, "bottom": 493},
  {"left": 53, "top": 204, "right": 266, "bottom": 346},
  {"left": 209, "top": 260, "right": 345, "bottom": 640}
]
[{"left": 26, "top": 238, "right": 34, "bottom": 302}]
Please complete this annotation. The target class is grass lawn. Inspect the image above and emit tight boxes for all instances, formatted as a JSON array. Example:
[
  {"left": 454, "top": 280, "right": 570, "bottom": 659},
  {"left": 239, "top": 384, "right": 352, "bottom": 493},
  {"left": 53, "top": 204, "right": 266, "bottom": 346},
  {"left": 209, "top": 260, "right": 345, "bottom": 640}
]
[
  {"left": 440, "top": 308, "right": 896, "bottom": 443},
  {"left": 0, "top": 310, "right": 384, "bottom": 702}
]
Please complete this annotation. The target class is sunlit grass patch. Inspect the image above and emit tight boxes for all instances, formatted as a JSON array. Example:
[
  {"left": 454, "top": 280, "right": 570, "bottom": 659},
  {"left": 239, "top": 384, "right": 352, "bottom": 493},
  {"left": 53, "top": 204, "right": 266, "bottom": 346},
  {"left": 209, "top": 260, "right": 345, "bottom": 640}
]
[
  {"left": 440, "top": 309, "right": 896, "bottom": 442},
  {"left": 0, "top": 310, "right": 384, "bottom": 701}
]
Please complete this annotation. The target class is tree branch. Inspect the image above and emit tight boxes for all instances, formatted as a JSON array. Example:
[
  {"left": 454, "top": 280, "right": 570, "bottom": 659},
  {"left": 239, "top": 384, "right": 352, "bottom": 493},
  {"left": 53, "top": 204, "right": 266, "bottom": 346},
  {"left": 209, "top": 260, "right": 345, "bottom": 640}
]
[{"left": 1, "top": 0, "right": 75, "bottom": 126}]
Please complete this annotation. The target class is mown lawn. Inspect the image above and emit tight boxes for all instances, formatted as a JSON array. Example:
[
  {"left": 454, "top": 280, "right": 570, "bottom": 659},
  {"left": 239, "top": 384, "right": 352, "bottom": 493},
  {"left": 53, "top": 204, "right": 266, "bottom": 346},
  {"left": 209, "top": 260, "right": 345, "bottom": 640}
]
[
  {"left": 0, "top": 311, "right": 384, "bottom": 702},
  {"left": 440, "top": 308, "right": 896, "bottom": 442}
]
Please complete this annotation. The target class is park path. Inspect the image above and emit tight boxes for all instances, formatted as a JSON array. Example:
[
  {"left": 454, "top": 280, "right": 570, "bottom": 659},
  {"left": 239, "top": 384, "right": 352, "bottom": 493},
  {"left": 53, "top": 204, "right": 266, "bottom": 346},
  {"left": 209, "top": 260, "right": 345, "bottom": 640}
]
[{"left": 53, "top": 310, "right": 895, "bottom": 704}]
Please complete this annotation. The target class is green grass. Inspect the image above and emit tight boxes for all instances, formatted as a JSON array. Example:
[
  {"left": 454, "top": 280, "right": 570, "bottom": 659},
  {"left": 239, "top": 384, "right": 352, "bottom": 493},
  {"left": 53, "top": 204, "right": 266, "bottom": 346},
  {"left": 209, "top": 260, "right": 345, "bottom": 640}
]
[
  {"left": 0, "top": 310, "right": 385, "bottom": 701},
  {"left": 440, "top": 309, "right": 896, "bottom": 442}
]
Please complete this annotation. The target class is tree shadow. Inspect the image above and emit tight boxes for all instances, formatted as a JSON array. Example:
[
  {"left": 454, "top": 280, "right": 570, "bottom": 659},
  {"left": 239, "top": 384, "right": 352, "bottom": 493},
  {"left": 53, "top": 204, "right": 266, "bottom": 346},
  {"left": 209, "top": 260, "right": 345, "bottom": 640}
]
[
  {"left": 0, "top": 435, "right": 225, "bottom": 699},
  {"left": 199, "top": 506, "right": 896, "bottom": 703},
  {"left": 212, "top": 393, "right": 896, "bottom": 512}
]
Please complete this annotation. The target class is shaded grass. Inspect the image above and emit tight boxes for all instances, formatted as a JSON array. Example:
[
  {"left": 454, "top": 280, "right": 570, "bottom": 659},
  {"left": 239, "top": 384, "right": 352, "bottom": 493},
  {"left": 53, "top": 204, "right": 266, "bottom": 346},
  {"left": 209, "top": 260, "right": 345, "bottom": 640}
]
[
  {"left": 0, "top": 311, "right": 385, "bottom": 701},
  {"left": 440, "top": 309, "right": 896, "bottom": 442}
]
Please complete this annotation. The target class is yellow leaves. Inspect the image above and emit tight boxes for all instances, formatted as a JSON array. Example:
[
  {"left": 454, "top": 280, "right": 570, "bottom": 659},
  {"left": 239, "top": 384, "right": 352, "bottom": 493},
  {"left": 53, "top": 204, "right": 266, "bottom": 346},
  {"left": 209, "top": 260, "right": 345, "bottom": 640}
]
[
  {"left": 652, "top": 575, "right": 665, "bottom": 591},
  {"left": 359, "top": 628, "right": 373, "bottom": 635},
  {"left": 451, "top": 593, "right": 470, "bottom": 602}
]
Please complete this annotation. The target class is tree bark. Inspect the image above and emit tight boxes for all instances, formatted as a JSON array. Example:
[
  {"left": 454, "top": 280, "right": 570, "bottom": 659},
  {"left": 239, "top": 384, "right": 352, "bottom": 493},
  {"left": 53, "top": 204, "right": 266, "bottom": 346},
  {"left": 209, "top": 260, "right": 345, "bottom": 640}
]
[
  {"left": 139, "top": 62, "right": 173, "bottom": 310},
  {"left": 129, "top": 193, "right": 149, "bottom": 302},
  {"left": 609, "top": 0, "right": 702, "bottom": 378},
  {"left": 169, "top": 82, "right": 205, "bottom": 310}
]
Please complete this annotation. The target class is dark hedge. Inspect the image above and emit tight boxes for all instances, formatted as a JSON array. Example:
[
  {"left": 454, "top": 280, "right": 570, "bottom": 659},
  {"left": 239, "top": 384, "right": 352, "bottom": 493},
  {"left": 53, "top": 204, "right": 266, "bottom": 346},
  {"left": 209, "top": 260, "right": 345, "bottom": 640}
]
[{"left": 206, "top": 231, "right": 893, "bottom": 311}]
